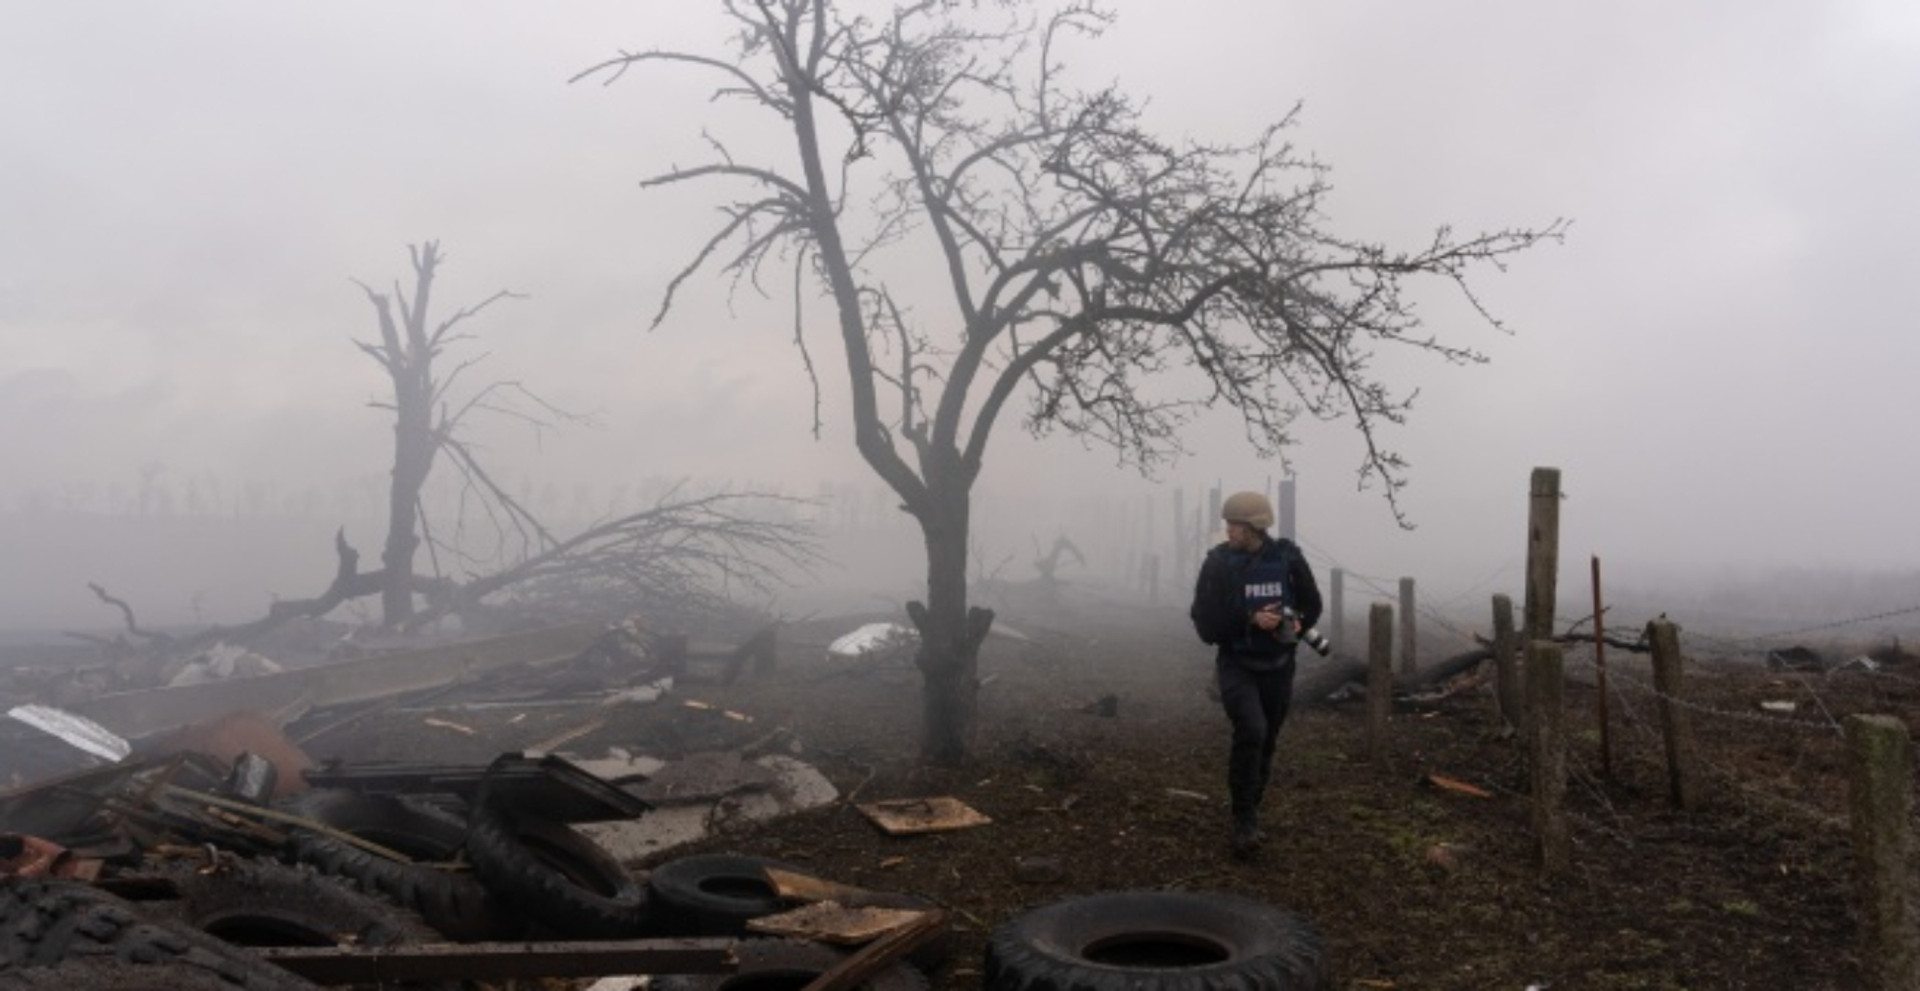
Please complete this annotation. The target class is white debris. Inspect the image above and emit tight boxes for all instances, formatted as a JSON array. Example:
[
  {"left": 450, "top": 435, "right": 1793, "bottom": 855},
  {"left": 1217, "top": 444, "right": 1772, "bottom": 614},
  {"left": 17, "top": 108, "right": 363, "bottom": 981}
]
[
  {"left": 828, "top": 622, "right": 917, "bottom": 657},
  {"left": 988, "top": 621, "right": 1034, "bottom": 642},
  {"left": 1758, "top": 700, "right": 1798, "bottom": 713},
  {"left": 7, "top": 704, "right": 132, "bottom": 762},
  {"left": 601, "top": 676, "right": 675, "bottom": 706},
  {"left": 583, "top": 977, "right": 648, "bottom": 991},
  {"left": 577, "top": 754, "right": 838, "bottom": 862},
  {"left": 167, "top": 642, "right": 285, "bottom": 687}
]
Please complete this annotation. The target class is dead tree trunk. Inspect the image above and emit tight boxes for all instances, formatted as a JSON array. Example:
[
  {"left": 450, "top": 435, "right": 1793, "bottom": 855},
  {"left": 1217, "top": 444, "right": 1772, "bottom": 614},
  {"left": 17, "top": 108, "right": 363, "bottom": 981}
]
[
  {"left": 358, "top": 243, "right": 453, "bottom": 630},
  {"left": 906, "top": 486, "right": 994, "bottom": 765}
]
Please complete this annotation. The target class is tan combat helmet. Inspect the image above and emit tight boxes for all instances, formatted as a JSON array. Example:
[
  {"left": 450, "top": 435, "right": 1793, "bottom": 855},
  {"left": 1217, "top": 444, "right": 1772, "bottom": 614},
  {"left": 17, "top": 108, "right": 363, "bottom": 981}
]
[{"left": 1220, "top": 490, "right": 1274, "bottom": 531}]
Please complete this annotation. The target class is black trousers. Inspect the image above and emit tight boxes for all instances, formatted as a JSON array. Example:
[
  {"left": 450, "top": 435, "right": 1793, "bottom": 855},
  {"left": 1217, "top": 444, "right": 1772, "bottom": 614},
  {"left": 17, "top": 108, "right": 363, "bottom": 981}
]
[{"left": 1217, "top": 654, "right": 1296, "bottom": 823}]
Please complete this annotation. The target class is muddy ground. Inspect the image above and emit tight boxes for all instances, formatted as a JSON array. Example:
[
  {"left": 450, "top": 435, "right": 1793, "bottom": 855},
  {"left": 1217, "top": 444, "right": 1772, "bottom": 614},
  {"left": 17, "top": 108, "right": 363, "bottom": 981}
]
[{"left": 312, "top": 589, "right": 1919, "bottom": 991}]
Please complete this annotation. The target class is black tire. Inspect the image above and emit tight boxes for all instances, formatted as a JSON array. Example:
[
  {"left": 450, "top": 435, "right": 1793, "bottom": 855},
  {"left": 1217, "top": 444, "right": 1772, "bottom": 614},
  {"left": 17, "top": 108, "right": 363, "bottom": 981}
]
[
  {"left": 464, "top": 802, "right": 650, "bottom": 939},
  {"left": 137, "top": 858, "right": 441, "bottom": 950},
  {"left": 645, "top": 853, "right": 798, "bottom": 936},
  {"left": 5, "top": 957, "right": 290, "bottom": 991},
  {"left": 983, "top": 890, "right": 1331, "bottom": 991},
  {"left": 652, "top": 938, "right": 927, "bottom": 991},
  {"left": 0, "top": 878, "right": 319, "bottom": 989},
  {"left": 275, "top": 788, "right": 517, "bottom": 942}
]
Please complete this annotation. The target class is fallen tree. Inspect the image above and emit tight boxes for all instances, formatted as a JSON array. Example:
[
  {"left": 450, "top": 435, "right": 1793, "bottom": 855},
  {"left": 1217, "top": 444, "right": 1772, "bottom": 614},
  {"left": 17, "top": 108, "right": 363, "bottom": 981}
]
[
  {"left": 72, "top": 487, "right": 818, "bottom": 671},
  {"left": 1297, "top": 628, "right": 1653, "bottom": 709}
]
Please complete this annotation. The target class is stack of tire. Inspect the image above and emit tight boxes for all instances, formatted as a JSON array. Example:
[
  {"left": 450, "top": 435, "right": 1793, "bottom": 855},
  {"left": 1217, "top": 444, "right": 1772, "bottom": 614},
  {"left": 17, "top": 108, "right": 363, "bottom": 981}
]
[
  {"left": 276, "top": 791, "right": 939, "bottom": 987},
  {"left": 275, "top": 787, "right": 650, "bottom": 942},
  {"left": 0, "top": 876, "right": 323, "bottom": 990}
]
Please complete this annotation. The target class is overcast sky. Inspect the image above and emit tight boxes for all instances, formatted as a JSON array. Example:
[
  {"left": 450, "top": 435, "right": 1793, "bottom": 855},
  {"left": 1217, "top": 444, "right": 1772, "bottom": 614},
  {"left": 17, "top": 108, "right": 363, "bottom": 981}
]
[{"left": 4, "top": 1, "right": 1918, "bottom": 629}]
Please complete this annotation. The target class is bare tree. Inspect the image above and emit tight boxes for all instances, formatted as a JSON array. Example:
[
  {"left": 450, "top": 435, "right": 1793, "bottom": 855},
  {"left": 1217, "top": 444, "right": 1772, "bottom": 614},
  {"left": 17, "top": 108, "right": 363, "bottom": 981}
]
[
  {"left": 353, "top": 241, "right": 535, "bottom": 629},
  {"left": 578, "top": 0, "right": 1565, "bottom": 762}
]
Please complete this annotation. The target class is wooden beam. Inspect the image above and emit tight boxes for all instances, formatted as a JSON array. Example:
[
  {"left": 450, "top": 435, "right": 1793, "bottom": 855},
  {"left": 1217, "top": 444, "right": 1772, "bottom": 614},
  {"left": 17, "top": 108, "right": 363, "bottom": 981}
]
[{"left": 258, "top": 937, "right": 737, "bottom": 984}]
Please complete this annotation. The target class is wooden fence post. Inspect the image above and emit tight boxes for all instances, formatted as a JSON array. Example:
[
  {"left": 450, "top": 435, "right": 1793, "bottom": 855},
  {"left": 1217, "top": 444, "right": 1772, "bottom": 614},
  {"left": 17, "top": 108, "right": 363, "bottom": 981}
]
[
  {"left": 1527, "top": 640, "right": 1568, "bottom": 875},
  {"left": 1328, "top": 568, "right": 1345, "bottom": 658},
  {"left": 1398, "top": 577, "right": 1417, "bottom": 675},
  {"left": 1848, "top": 713, "right": 1919, "bottom": 991},
  {"left": 1491, "top": 593, "right": 1520, "bottom": 730},
  {"left": 1278, "top": 476, "right": 1297, "bottom": 542},
  {"left": 1368, "top": 602, "right": 1394, "bottom": 771},
  {"left": 1646, "top": 618, "right": 1697, "bottom": 810},
  {"left": 1524, "top": 467, "right": 1562, "bottom": 642}
]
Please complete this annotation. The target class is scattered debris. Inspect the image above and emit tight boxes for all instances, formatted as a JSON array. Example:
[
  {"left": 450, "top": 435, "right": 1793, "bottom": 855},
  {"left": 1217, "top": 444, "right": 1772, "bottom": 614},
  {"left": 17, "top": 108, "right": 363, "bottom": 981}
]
[
  {"left": 858, "top": 796, "right": 992, "bottom": 835},
  {"left": 828, "top": 622, "right": 918, "bottom": 658},
  {"left": 165, "top": 643, "right": 285, "bottom": 687},
  {"left": 7, "top": 703, "right": 132, "bottom": 763},
  {"left": 1831, "top": 656, "right": 1881, "bottom": 675},
  {"left": 1426, "top": 773, "right": 1493, "bottom": 799},
  {"left": 1765, "top": 646, "right": 1823, "bottom": 672},
  {"left": 1080, "top": 694, "right": 1119, "bottom": 717},
  {"left": 1013, "top": 855, "right": 1064, "bottom": 884},
  {"left": 0, "top": 832, "right": 103, "bottom": 879},
  {"left": 1424, "top": 842, "right": 1472, "bottom": 872},
  {"left": 1758, "top": 700, "right": 1798, "bottom": 714},
  {"left": 747, "top": 900, "right": 926, "bottom": 943}
]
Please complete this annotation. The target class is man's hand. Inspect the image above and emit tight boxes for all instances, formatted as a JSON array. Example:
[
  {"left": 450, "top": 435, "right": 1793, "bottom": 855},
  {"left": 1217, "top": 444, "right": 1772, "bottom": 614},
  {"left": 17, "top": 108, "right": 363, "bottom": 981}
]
[{"left": 1252, "top": 604, "right": 1284, "bottom": 633}]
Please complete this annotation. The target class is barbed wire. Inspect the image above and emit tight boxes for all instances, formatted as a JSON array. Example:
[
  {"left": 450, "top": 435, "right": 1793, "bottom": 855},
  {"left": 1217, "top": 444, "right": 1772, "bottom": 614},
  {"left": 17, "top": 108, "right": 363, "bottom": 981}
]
[
  {"left": 1677, "top": 603, "right": 1920, "bottom": 654},
  {"left": 1563, "top": 652, "right": 1844, "bottom": 735}
]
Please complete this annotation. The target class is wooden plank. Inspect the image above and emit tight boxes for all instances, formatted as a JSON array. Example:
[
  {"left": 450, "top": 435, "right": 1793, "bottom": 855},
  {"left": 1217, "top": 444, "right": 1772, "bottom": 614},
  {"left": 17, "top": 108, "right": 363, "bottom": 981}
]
[
  {"left": 764, "top": 867, "right": 875, "bottom": 904},
  {"left": 798, "top": 910, "right": 948, "bottom": 991},
  {"left": 856, "top": 797, "right": 991, "bottom": 835},
  {"left": 257, "top": 937, "right": 737, "bottom": 984},
  {"left": 746, "top": 902, "right": 925, "bottom": 944}
]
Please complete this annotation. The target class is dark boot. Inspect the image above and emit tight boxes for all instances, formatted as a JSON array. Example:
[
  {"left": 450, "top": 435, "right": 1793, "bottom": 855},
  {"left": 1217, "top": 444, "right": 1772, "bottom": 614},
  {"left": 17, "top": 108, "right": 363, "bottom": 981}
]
[{"left": 1230, "top": 814, "right": 1265, "bottom": 860}]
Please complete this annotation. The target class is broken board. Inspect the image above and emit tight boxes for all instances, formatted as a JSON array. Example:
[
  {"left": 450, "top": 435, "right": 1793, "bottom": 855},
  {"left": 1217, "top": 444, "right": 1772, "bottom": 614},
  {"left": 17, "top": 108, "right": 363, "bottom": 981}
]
[
  {"left": 856, "top": 796, "right": 990, "bottom": 835},
  {"left": 745, "top": 901, "right": 927, "bottom": 945}
]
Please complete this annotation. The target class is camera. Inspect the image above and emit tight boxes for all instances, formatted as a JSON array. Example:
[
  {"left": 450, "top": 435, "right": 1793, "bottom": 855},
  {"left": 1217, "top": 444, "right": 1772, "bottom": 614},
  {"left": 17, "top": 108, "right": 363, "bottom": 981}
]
[{"left": 1281, "top": 607, "right": 1334, "bottom": 657}]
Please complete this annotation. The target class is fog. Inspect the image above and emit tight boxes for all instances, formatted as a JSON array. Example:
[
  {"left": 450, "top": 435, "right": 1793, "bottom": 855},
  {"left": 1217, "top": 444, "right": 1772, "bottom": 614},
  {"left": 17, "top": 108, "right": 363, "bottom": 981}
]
[{"left": 3, "top": 1, "right": 1918, "bottom": 637}]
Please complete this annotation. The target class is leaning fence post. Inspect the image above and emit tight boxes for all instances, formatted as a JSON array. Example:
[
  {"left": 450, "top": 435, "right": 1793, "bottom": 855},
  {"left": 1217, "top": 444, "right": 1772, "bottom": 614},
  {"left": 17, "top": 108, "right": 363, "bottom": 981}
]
[
  {"left": 1527, "top": 640, "right": 1568, "bottom": 875},
  {"left": 1491, "top": 593, "right": 1521, "bottom": 731},
  {"left": 1645, "top": 618, "right": 1697, "bottom": 810},
  {"left": 1848, "top": 713, "right": 1919, "bottom": 991},
  {"left": 1368, "top": 602, "right": 1394, "bottom": 771},
  {"left": 1398, "top": 577, "right": 1417, "bottom": 675}
]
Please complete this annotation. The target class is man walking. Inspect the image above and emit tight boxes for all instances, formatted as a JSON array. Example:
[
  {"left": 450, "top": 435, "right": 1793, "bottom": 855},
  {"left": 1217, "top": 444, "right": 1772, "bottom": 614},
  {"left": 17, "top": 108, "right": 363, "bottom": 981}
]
[{"left": 1189, "top": 490, "right": 1323, "bottom": 859}]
